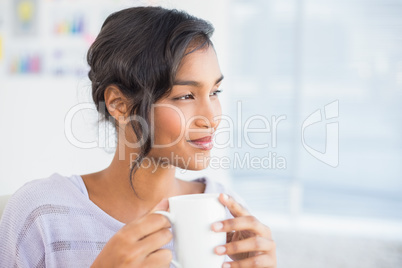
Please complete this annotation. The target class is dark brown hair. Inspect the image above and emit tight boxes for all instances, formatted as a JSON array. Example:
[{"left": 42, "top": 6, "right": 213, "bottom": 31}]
[{"left": 87, "top": 6, "right": 214, "bottom": 196}]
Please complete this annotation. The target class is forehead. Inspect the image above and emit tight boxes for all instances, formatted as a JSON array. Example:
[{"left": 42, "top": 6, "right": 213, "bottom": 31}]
[{"left": 175, "top": 45, "right": 222, "bottom": 82}]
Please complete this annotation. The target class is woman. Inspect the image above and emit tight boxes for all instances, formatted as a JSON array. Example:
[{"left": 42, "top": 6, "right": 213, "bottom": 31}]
[{"left": 0, "top": 6, "right": 276, "bottom": 268}]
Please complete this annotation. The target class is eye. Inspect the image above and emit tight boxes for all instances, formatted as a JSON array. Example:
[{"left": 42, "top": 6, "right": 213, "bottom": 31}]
[
  {"left": 210, "top": 89, "right": 223, "bottom": 97},
  {"left": 173, "top": 89, "right": 223, "bottom": 101},
  {"left": 174, "top": 94, "right": 194, "bottom": 100}
]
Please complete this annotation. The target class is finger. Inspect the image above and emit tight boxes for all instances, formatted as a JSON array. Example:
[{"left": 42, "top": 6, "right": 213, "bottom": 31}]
[
  {"left": 125, "top": 213, "right": 171, "bottom": 241},
  {"left": 137, "top": 228, "right": 173, "bottom": 257},
  {"left": 123, "top": 198, "right": 170, "bottom": 240},
  {"left": 214, "top": 236, "right": 275, "bottom": 256},
  {"left": 150, "top": 198, "right": 169, "bottom": 214},
  {"left": 212, "top": 216, "right": 271, "bottom": 238},
  {"left": 144, "top": 249, "right": 173, "bottom": 267},
  {"left": 218, "top": 193, "right": 250, "bottom": 217},
  {"left": 223, "top": 253, "right": 275, "bottom": 268}
]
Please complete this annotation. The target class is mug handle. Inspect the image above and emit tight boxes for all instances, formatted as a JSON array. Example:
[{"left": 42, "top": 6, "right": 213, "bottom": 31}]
[{"left": 153, "top": 211, "right": 181, "bottom": 268}]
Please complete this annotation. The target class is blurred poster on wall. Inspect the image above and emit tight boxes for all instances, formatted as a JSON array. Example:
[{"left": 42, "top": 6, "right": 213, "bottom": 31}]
[{"left": 13, "top": 0, "right": 38, "bottom": 36}]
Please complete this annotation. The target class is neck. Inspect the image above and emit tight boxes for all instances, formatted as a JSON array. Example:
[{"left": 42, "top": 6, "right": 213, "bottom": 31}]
[{"left": 97, "top": 142, "right": 180, "bottom": 218}]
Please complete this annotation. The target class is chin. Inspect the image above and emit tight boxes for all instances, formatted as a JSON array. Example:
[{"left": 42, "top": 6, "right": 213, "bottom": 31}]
[
  {"left": 175, "top": 156, "right": 210, "bottom": 171},
  {"left": 190, "top": 158, "right": 211, "bottom": 170},
  {"left": 185, "top": 164, "right": 209, "bottom": 171}
]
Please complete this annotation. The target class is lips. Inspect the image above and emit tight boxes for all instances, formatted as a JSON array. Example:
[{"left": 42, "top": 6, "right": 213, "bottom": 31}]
[
  {"left": 189, "top": 135, "right": 212, "bottom": 142},
  {"left": 187, "top": 135, "right": 214, "bottom": 150}
]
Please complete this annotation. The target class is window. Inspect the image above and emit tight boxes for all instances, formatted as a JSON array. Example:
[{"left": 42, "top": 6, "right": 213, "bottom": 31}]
[{"left": 226, "top": 0, "right": 402, "bottom": 221}]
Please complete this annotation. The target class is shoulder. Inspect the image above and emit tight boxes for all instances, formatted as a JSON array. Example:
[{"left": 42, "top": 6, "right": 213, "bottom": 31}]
[
  {"left": 5, "top": 173, "right": 80, "bottom": 214},
  {"left": 199, "top": 177, "right": 248, "bottom": 204},
  {"left": 0, "top": 173, "right": 82, "bottom": 266},
  {"left": 0, "top": 172, "right": 88, "bottom": 236},
  {"left": 193, "top": 176, "right": 250, "bottom": 213},
  {"left": 0, "top": 173, "right": 84, "bottom": 228}
]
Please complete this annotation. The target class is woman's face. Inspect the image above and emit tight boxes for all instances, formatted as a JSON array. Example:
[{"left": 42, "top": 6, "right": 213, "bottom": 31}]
[{"left": 149, "top": 44, "right": 223, "bottom": 170}]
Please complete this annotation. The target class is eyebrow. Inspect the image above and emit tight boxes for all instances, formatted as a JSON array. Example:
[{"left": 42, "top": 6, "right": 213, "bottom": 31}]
[{"left": 173, "top": 74, "right": 224, "bottom": 87}]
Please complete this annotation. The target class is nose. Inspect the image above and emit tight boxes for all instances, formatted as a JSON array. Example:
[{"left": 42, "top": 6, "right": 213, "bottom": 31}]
[{"left": 193, "top": 101, "right": 220, "bottom": 132}]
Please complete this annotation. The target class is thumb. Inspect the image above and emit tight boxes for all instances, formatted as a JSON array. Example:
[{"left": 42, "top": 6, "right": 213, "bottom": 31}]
[{"left": 150, "top": 198, "right": 169, "bottom": 214}]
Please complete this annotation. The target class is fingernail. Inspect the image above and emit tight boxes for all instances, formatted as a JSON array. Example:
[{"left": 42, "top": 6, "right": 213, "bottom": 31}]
[
  {"left": 222, "top": 193, "right": 229, "bottom": 201},
  {"left": 222, "top": 263, "right": 231, "bottom": 268},
  {"left": 215, "top": 246, "right": 226, "bottom": 255},
  {"left": 212, "top": 222, "right": 223, "bottom": 231}
]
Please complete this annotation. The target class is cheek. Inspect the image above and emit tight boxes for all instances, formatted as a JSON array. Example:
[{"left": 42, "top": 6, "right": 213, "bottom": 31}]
[
  {"left": 214, "top": 101, "right": 222, "bottom": 126},
  {"left": 154, "top": 107, "right": 185, "bottom": 144}
]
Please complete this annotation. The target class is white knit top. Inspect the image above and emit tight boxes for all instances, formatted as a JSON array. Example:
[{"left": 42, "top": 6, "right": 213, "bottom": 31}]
[{"left": 0, "top": 173, "right": 246, "bottom": 267}]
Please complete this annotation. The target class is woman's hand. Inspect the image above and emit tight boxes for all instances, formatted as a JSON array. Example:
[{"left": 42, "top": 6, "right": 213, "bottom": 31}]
[
  {"left": 91, "top": 199, "right": 173, "bottom": 268},
  {"left": 211, "top": 193, "right": 277, "bottom": 268}
]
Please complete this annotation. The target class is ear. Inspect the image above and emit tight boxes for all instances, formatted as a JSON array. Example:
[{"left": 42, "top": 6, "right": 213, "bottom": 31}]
[{"left": 104, "top": 85, "right": 129, "bottom": 124}]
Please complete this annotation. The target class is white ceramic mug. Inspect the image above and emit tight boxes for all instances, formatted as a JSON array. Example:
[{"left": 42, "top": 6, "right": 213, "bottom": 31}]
[{"left": 154, "top": 193, "right": 227, "bottom": 268}]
